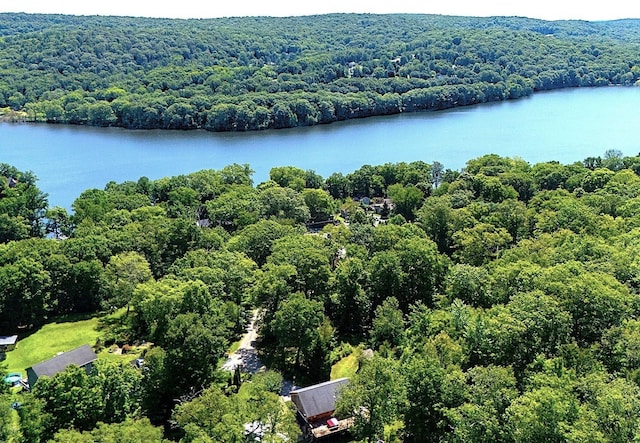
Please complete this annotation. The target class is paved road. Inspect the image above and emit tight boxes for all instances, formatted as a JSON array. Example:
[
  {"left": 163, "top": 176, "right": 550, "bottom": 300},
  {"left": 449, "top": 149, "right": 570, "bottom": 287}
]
[
  {"left": 221, "top": 310, "right": 265, "bottom": 373},
  {"left": 221, "top": 310, "right": 298, "bottom": 398}
]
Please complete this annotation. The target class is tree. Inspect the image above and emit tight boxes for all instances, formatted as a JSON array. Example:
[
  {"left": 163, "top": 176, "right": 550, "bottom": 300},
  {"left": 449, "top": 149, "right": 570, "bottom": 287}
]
[
  {"left": 268, "top": 292, "right": 324, "bottom": 370},
  {"left": 227, "top": 219, "right": 296, "bottom": 266},
  {"left": 164, "top": 313, "right": 229, "bottom": 397},
  {"left": 506, "top": 290, "right": 573, "bottom": 367},
  {"left": 50, "top": 419, "right": 163, "bottom": 443},
  {"left": 67, "top": 259, "right": 106, "bottom": 313},
  {"left": 90, "top": 360, "right": 143, "bottom": 424},
  {"left": 325, "top": 172, "right": 351, "bottom": 199},
  {"left": 269, "top": 166, "right": 307, "bottom": 191},
  {"left": 139, "top": 347, "right": 173, "bottom": 424},
  {"left": 205, "top": 185, "right": 258, "bottom": 230},
  {"left": 17, "top": 394, "right": 49, "bottom": 443},
  {"left": 240, "top": 375, "right": 300, "bottom": 442},
  {"left": 0, "top": 257, "right": 51, "bottom": 329},
  {"left": 336, "top": 354, "right": 407, "bottom": 443},
  {"left": 395, "top": 237, "right": 450, "bottom": 310},
  {"left": 252, "top": 263, "right": 298, "bottom": 324},
  {"left": 302, "top": 188, "right": 336, "bottom": 222},
  {"left": 366, "top": 250, "right": 402, "bottom": 309},
  {"left": 601, "top": 319, "right": 640, "bottom": 374},
  {"left": 445, "top": 264, "right": 493, "bottom": 307},
  {"left": 387, "top": 183, "right": 425, "bottom": 221},
  {"left": 452, "top": 222, "right": 512, "bottom": 266},
  {"left": 104, "top": 251, "right": 153, "bottom": 312},
  {"left": 31, "top": 364, "right": 105, "bottom": 437},
  {"left": 505, "top": 385, "right": 579, "bottom": 442},
  {"left": 535, "top": 265, "right": 634, "bottom": 346},
  {"left": 370, "top": 296, "right": 405, "bottom": 349},
  {"left": 45, "top": 206, "right": 73, "bottom": 239},
  {"left": 72, "top": 189, "right": 114, "bottom": 224},
  {"left": 268, "top": 234, "right": 332, "bottom": 298},
  {"left": 444, "top": 365, "right": 518, "bottom": 443},
  {"left": 0, "top": 164, "right": 48, "bottom": 240},
  {"left": 331, "top": 257, "right": 371, "bottom": 335},
  {"left": 174, "top": 374, "right": 299, "bottom": 443},
  {"left": 416, "top": 196, "right": 455, "bottom": 254},
  {"left": 0, "top": 392, "right": 19, "bottom": 442},
  {"left": 0, "top": 213, "right": 30, "bottom": 243},
  {"left": 402, "top": 340, "right": 466, "bottom": 442},
  {"left": 431, "top": 161, "right": 445, "bottom": 188},
  {"left": 173, "top": 384, "right": 243, "bottom": 442},
  {"left": 257, "top": 185, "right": 310, "bottom": 223}
]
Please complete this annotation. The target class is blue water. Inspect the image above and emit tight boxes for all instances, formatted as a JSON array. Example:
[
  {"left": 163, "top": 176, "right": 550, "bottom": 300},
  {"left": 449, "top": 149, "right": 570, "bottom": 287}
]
[{"left": 2, "top": 87, "right": 639, "bottom": 210}]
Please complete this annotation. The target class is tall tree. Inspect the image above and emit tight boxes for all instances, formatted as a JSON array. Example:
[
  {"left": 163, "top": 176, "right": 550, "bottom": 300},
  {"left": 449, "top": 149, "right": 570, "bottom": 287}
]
[
  {"left": 104, "top": 251, "right": 153, "bottom": 312},
  {"left": 336, "top": 354, "right": 407, "bottom": 443},
  {"left": 268, "top": 292, "right": 324, "bottom": 370}
]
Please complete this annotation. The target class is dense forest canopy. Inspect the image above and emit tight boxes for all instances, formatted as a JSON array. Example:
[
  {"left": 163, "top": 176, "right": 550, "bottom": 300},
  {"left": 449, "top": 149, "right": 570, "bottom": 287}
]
[
  {"left": 4, "top": 149, "right": 640, "bottom": 441},
  {"left": 1, "top": 13, "right": 640, "bottom": 130}
]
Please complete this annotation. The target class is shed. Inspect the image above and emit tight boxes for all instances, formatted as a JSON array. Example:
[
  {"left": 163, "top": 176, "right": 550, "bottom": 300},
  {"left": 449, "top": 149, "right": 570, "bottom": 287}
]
[
  {"left": 0, "top": 335, "right": 18, "bottom": 352},
  {"left": 26, "top": 344, "right": 97, "bottom": 388},
  {"left": 290, "top": 378, "right": 349, "bottom": 425}
]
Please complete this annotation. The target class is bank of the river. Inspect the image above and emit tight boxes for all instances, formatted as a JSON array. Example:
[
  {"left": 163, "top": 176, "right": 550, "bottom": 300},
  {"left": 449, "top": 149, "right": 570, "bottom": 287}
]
[{"left": 3, "top": 87, "right": 640, "bottom": 210}]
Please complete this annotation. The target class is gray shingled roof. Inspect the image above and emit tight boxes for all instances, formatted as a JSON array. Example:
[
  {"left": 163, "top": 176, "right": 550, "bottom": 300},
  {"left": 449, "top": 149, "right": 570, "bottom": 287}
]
[
  {"left": 290, "top": 378, "right": 349, "bottom": 420},
  {"left": 28, "top": 344, "right": 97, "bottom": 378}
]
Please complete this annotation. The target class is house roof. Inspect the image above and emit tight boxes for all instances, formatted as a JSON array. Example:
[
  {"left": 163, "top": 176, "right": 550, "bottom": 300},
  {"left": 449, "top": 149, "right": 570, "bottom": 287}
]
[
  {"left": 0, "top": 335, "right": 18, "bottom": 346},
  {"left": 28, "top": 344, "right": 97, "bottom": 379},
  {"left": 290, "top": 378, "right": 349, "bottom": 420}
]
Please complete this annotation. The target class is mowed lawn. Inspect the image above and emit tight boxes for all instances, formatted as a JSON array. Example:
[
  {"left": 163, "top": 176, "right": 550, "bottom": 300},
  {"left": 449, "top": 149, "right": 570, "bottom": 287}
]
[
  {"left": 4, "top": 313, "right": 113, "bottom": 375},
  {"left": 330, "top": 351, "right": 360, "bottom": 380}
]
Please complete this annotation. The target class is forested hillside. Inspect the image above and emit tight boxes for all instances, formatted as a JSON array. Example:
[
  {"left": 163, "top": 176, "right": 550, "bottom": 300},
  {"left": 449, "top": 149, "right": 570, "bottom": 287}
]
[
  {"left": 4, "top": 150, "right": 640, "bottom": 441},
  {"left": 1, "top": 13, "right": 640, "bottom": 130}
]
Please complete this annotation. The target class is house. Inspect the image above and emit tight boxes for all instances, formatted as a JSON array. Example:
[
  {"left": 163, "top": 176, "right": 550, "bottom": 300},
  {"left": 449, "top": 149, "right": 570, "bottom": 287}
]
[
  {"left": 0, "top": 335, "right": 18, "bottom": 352},
  {"left": 26, "top": 344, "right": 97, "bottom": 388},
  {"left": 290, "top": 378, "right": 352, "bottom": 440}
]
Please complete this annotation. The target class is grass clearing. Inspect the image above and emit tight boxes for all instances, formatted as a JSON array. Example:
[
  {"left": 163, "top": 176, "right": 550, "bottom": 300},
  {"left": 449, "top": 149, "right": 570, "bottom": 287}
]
[
  {"left": 330, "top": 349, "right": 361, "bottom": 380},
  {"left": 3, "top": 310, "right": 127, "bottom": 375}
]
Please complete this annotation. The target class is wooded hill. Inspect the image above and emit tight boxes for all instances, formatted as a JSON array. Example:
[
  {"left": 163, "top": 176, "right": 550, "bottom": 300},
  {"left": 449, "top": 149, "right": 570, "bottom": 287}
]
[{"left": 1, "top": 13, "right": 640, "bottom": 130}]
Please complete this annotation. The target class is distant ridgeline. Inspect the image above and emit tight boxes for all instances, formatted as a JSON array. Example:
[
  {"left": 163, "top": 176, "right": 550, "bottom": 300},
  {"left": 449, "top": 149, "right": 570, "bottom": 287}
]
[{"left": 1, "top": 13, "right": 640, "bottom": 131}]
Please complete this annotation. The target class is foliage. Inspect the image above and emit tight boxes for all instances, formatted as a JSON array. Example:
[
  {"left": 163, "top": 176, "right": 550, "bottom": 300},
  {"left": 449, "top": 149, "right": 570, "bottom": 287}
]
[
  {"left": 336, "top": 354, "right": 407, "bottom": 442},
  {"left": 0, "top": 163, "right": 48, "bottom": 242},
  {"left": 29, "top": 360, "right": 143, "bottom": 439},
  {"left": 6, "top": 148, "right": 640, "bottom": 440},
  {"left": 50, "top": 418, "right": 164, "bottom": 443},
  {"left": 172, "top": 374, "right": 298, "bottom": 443},
  {"left": 1, "top": 14, "right": 640, "bottom": 131}
]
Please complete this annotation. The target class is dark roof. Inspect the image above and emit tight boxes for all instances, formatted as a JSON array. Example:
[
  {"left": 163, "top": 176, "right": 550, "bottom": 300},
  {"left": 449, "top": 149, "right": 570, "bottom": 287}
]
[
  {"left": 290, "top": 378, "right": 349, "bottom": 420},
  {"left": 0, "top": 335, "right": 18, "bottom": 346},
  {"left": 28, "top": 344, "right": 97, "bottom": 378}
]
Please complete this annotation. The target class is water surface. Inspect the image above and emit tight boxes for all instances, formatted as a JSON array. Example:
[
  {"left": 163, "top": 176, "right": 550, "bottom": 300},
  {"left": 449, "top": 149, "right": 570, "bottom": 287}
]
[{"left": 2, "top": 87, "right": 639, "bottom": 209}]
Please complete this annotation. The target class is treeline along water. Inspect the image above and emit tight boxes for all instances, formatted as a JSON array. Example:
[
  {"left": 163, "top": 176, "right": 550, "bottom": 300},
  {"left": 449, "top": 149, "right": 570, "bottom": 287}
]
[
  {"left": 5, "top": 14, "right": 640, "bottom": 132},
  {"left": 2, "top": 87, "right": 640, "bottom": 210}
]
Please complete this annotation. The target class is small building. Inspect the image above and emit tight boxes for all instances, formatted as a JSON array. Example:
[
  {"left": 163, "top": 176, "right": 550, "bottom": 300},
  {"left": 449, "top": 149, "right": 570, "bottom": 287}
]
[
  {"left": 26, "top": 344, "right": 97, "bottom": 388},
  {"left": 0, "top": 335, "right": 18, "bottom": 352},
  {"left": 290, "top": 378, "right": 352, "bottom": 440}
]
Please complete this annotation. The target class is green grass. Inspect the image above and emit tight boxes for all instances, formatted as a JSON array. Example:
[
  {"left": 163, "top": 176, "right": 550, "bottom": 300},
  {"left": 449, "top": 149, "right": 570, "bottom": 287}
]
[
  {"left": 330, "top": 350, "right": 360, "bottom": 380},
  {"left": 3, "top": 310, "right": 127, "bottom": 375},
  {"left": 227, "top": 337, "right": 242, "bottom": 356}
]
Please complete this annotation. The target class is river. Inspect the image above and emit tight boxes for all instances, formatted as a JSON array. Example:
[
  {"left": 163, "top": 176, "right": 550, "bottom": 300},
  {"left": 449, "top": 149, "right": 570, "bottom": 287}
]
[{"left": 2, "top": 86, "right": 640, "bottom": 210}]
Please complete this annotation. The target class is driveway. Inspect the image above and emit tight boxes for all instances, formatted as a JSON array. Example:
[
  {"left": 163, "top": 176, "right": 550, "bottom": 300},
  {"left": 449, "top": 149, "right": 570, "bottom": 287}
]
[
  {"left": 221, "top": 310, "right": 298, "bottom": 398},
  {"left": 221, "top": 310, "right": 265, "bottom": 373}
]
